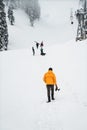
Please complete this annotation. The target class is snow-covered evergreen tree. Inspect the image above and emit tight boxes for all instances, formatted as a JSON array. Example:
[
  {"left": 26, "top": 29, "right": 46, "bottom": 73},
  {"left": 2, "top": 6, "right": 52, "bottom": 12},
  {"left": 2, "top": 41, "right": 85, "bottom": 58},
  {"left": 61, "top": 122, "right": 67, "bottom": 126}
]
[
  {"left": 21, "top": 0, "right": 40, "bottom": 26},
  {"left": 4, "top": 0, "right": 20, "bottom": 9},
  {"left": 8, "top": 6, "right": 15, "bottom": 25},
  {"left": 79, "top": 0, "right": 87, "bottom": 9},
  {"left": 4, "top": 0, "right": 41, "bottom": 26},
  {"left": 0, "top": 0, "right": 8, "bottom": 51},
  {"left": 4, "top": 0, "right": 9, "bottom": 6}
]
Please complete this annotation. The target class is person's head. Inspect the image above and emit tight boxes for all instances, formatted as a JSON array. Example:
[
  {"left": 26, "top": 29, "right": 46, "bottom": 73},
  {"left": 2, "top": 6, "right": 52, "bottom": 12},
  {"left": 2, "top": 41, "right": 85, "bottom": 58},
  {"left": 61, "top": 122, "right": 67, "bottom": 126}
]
[{"left": 48, "top": 67, "right": 53, "bottom": 71}]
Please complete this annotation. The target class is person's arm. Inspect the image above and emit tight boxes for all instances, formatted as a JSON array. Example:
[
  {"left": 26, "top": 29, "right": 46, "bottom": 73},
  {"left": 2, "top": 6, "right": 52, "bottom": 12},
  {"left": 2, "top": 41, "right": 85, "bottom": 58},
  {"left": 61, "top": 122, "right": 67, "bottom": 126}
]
[{"left": 43, "top": 73, "right": 46, "bottom": 83}]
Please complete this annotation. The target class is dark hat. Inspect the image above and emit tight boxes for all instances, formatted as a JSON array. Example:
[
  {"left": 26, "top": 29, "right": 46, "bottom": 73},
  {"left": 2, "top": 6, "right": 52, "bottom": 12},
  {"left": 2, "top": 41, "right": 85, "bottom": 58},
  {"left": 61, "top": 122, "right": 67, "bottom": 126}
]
[{"left": 48, "top": 67, "right": 53, "bottom": 71}]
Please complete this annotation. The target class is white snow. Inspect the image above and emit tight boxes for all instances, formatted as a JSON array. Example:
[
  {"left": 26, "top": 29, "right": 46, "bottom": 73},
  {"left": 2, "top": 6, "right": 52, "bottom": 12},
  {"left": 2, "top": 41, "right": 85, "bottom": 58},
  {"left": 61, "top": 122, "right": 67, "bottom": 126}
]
[{"left": 0, "top": 0, "right": 87, "bottom": 130}]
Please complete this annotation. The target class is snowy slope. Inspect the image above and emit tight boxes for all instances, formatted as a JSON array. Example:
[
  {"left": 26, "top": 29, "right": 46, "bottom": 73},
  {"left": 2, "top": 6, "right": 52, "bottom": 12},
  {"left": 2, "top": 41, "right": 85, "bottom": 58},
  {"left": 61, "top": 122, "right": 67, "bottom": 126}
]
[
  {"left": 0, "top": 0, "right": 87, "bottom": 130},
  {"left": 0, "top": 40, "right": 87, "bottom": 130},
  {"left": 8, "top": 0, "right": 78, "bottom": 49}
]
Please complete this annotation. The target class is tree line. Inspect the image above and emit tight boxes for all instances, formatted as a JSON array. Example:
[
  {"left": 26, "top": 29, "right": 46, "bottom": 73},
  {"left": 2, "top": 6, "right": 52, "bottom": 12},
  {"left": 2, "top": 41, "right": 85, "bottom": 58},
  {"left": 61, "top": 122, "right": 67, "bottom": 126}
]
[{"left": 0, "top": 0, "right": 41, "bottom": 51}]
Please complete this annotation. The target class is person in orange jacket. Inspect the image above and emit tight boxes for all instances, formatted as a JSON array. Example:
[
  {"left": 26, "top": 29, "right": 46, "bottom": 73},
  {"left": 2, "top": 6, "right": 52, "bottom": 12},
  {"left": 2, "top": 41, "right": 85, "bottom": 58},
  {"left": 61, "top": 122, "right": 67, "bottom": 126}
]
[{"left": 43, "top": 67, "right": 60, "bottom": 103}]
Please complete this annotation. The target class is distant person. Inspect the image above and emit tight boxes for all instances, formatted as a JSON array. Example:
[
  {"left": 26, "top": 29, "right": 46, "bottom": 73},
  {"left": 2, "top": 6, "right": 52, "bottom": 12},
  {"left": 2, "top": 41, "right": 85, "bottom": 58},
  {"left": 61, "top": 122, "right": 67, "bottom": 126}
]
[
  {"left": 40, "top": 41, "right": 44, "bottom": 48},
  {"left": 36, "top": 42, "right": 39, "bottom": 49},
  {"left": 43, "top": 67, "right": 60, "bottom": 103},
  {"left": 32, "top": 47, "right": 35, "bottom": 55},
  {"left": 35, "top": 41, "right": 39, "bottom": 49},
  {"left": 40, "top": 47, "right": 46, "bottom": 56}
]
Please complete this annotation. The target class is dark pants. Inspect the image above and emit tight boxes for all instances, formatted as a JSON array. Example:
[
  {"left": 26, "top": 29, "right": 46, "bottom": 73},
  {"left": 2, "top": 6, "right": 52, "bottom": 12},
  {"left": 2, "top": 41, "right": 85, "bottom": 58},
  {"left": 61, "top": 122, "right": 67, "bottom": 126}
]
[{"left": 46, "top": 85, "right": 54, "bottom": 101}]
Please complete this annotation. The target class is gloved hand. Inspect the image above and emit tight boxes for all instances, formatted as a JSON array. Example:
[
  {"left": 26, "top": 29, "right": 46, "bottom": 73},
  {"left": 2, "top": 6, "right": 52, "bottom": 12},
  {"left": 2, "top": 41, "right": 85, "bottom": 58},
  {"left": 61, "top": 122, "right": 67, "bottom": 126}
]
[
  {"left": 55, "top": 86, "right": 58, "bottom": 91},
  {"left": 55, "top": 84, "right": 60, "bottom": 91},
  {"left": 58, "top": 88, "right": 60, "bottom": 91}
]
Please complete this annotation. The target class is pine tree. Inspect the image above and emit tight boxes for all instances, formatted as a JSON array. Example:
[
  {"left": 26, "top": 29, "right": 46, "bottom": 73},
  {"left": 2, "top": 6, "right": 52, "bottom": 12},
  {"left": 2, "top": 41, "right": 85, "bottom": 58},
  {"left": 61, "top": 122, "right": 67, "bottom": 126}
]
[
  {"left": 0, "top": 0, "right": 8, "bottom": 50},
  {"left": 4, "top": 0, "right": 18, "bottom": 9},
  {"left": 22, "top": 0, "right": 41, "bottom": 27},
  {"left": 8, "top": 6, "right": 15, "bottom": 25},
  {"left": 4, "top": 0, "right": 41, "bottom": 27}
]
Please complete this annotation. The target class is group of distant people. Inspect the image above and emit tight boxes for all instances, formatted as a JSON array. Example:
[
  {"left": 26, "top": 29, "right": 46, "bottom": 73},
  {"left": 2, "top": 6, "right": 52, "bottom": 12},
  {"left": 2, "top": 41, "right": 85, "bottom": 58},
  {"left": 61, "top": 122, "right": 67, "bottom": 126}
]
[{"left": 32, "top": 41, "right": 46, "bottom": 56}]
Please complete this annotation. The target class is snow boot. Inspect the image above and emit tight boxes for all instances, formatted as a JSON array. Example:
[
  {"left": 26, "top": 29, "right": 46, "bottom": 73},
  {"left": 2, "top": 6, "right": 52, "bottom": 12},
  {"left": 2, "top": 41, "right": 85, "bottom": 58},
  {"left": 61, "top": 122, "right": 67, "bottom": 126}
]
[
  {"left": 52, "top": 98, "right": 55, "bottom": 100},
  {"left": 47, "top": 100, "right": 51, "bottom": 103}
]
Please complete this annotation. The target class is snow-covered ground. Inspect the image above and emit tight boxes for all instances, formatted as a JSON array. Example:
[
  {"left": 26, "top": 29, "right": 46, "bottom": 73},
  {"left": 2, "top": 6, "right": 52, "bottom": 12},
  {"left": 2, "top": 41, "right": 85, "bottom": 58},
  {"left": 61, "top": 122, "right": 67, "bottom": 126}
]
[
  {"left": 0, "top": 0, "right": 87, "bottom": 130},
  {"left": 7, "top": 0, "right": 78, "bottom": 49}
]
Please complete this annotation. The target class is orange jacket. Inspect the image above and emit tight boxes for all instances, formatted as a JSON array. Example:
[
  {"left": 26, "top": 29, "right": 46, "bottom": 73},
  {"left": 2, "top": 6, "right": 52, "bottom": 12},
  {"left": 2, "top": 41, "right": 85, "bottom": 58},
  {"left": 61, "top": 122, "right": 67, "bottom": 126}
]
[{"left": 43, "top": 70, "right": 57, "bottom": 85}]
